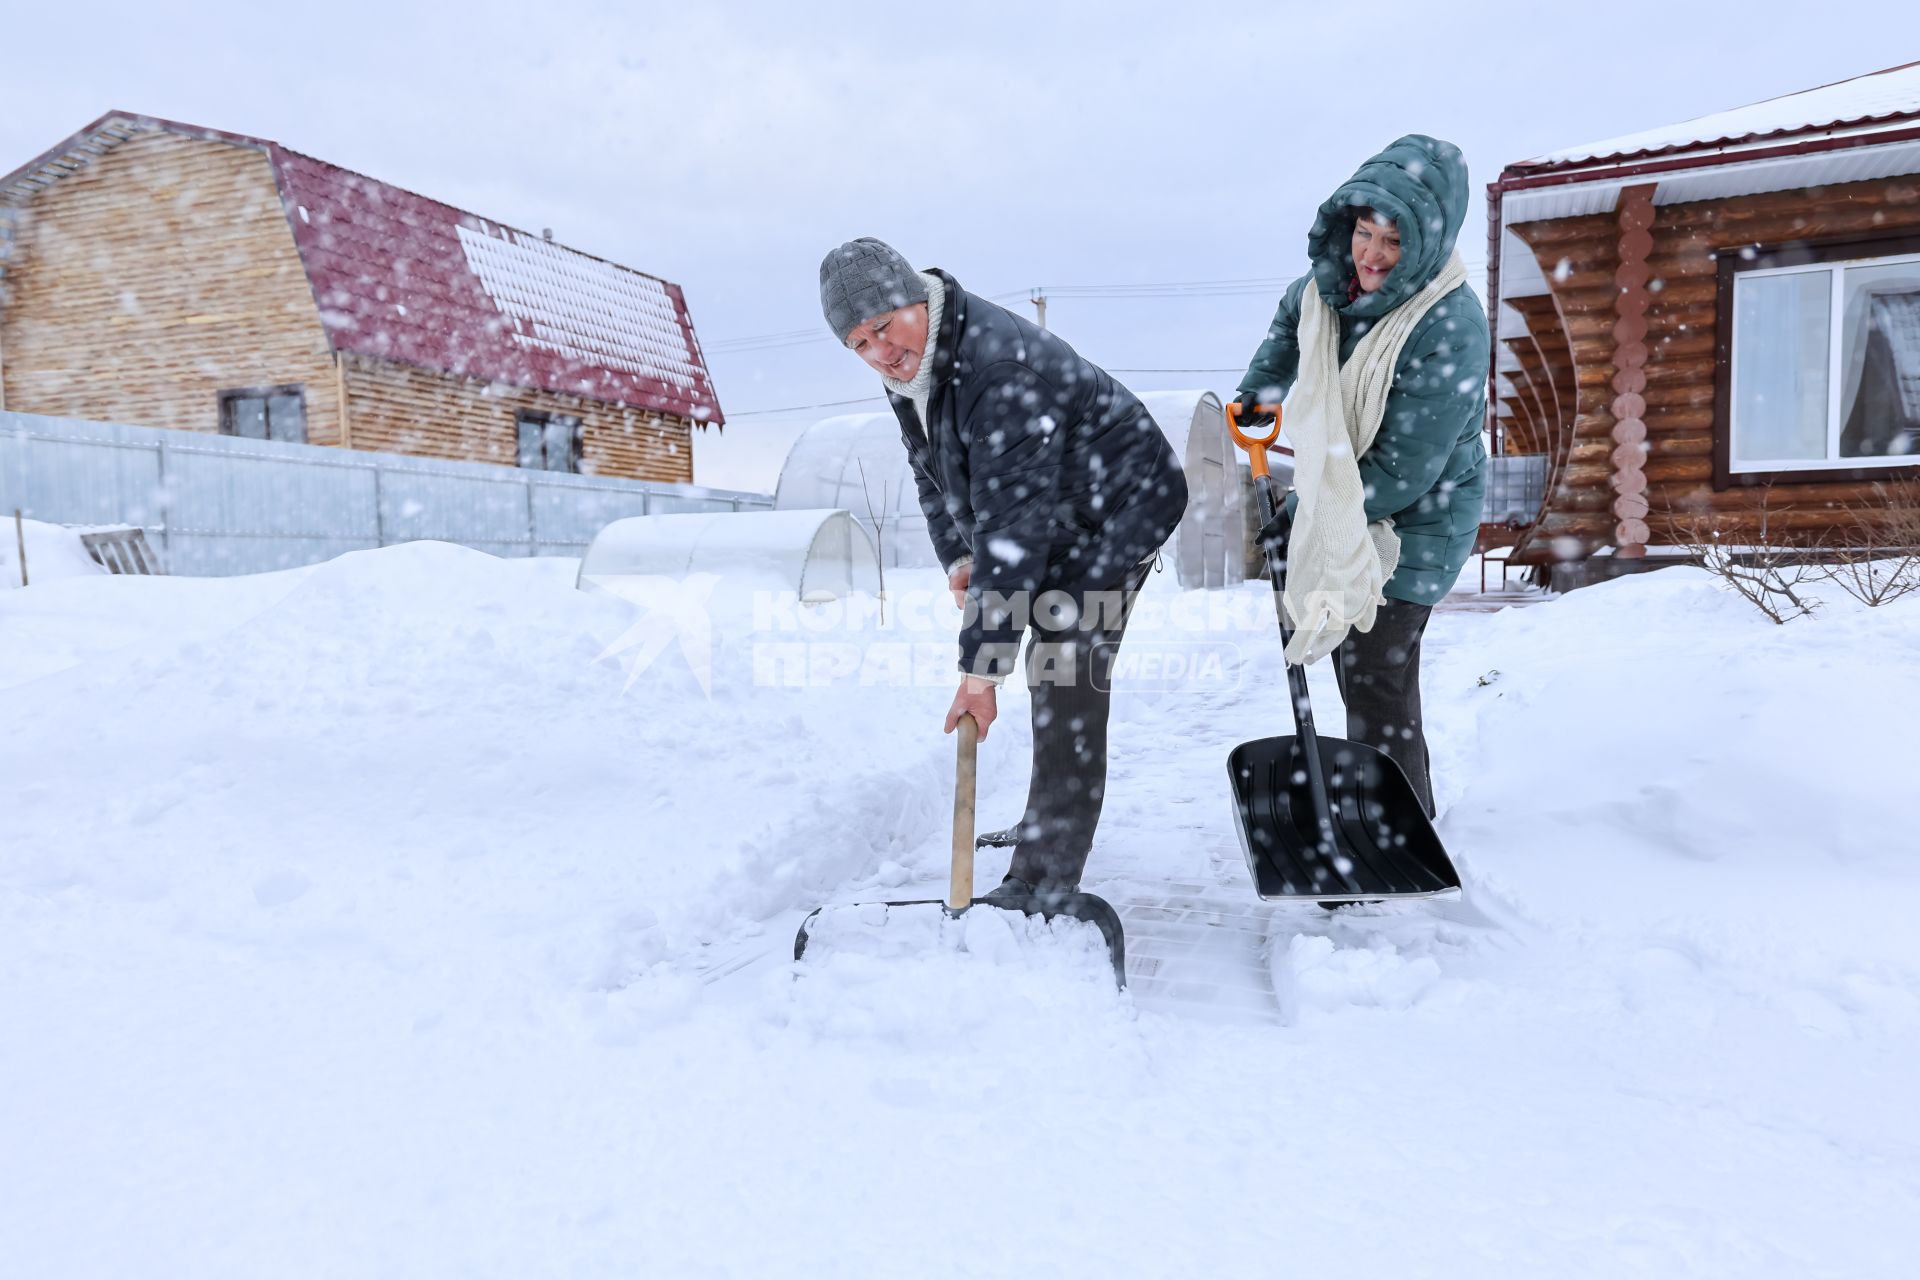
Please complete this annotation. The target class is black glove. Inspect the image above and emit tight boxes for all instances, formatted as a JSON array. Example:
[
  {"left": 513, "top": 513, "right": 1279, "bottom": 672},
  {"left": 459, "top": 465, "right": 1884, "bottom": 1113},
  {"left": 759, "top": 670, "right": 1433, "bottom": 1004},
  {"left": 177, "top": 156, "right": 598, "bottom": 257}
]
[{"left": 1235, "top": 391, "right": 1276, "bottom": 429}]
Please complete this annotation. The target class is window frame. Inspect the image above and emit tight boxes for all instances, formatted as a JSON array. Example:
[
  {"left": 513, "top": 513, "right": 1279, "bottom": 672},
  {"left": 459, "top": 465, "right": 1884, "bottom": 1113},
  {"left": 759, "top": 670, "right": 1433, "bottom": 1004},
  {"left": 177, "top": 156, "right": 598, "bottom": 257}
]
[
  {"left": 217, "top": 385, "right": 308, "bottom": 444},
  {"left": 1713, "top": 230, "right": 1920, "bottom": 489},
  {"left": 514, "top": 410, "right": 584, "bottom": 474}
]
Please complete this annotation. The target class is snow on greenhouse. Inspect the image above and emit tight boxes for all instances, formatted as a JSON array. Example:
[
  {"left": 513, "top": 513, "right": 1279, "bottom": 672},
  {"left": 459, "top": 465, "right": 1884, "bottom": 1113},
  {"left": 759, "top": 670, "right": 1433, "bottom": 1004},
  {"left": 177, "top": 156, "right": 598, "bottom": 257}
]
[
  {"left": 775, "top": 393, "right": 1249, "bottom": 589},
  {"left": 576, "top": 509, "right": 881, "bottom": 603},
  {"left": 773, "top": 413, "right": 941, "bottom": 570}
]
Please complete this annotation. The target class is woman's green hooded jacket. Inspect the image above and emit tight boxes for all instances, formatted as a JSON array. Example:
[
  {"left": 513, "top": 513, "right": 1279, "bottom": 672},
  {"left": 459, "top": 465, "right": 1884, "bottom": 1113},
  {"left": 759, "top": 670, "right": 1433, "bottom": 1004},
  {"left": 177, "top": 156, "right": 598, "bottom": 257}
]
[{"left": 1239, "top": 134, "right": 1490, "bottom": 606}]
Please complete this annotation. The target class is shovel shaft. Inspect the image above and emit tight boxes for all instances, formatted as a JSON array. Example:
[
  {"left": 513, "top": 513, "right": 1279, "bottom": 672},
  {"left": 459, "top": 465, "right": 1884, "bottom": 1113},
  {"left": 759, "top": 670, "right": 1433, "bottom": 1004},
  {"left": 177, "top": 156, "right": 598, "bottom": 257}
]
[
  {"left": 950, "top": 714, "right": 979, "bottom": 911},
  {"left": 1253, "top": 474, "right": 1339, "bottom": 859}
]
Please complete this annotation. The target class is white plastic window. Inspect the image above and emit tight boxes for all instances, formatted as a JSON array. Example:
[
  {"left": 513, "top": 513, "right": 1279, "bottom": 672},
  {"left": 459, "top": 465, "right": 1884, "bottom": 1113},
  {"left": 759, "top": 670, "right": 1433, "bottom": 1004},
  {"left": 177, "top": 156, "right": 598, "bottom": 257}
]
[{"left": 1731, "top": 249, "right": 1920, "bottom": 472}]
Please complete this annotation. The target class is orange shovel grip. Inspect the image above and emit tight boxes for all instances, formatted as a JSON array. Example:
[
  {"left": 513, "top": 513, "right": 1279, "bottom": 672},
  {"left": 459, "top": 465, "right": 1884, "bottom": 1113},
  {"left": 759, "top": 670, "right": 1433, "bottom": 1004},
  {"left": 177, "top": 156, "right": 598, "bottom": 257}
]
[{"left": 1225, "top": 401, "right": 1284, "bottom": 480}]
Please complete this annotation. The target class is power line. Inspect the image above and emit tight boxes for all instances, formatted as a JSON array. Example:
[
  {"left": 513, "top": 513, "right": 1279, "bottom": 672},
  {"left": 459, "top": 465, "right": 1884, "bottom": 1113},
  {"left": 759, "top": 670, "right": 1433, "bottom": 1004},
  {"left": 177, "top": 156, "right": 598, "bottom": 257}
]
[
  {"left": 725, "top": 367, "right": 1243, "bottom": 420},
  {"left": 707, "top": 262, "right": 1491, "bottom": 363},
  {"left": 1030, "top": 278, "right": 1293, "bottom": 299},
  {"left": 706, "top": 275, "right": 1298, "bottom": 353},
  {"left": 727, "top": 393, "right": 888, "bottom": 418},
  {"left": 705, "top": 326, "right": 833, "bottom": 353}
]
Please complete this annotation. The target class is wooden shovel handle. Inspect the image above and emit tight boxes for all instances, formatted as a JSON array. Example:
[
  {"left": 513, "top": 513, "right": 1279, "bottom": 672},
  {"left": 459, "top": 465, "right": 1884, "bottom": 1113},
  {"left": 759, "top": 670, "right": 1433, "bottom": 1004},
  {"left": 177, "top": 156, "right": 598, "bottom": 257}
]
[{"left": 950, "top": 714, "right": 978, "bottom": 911}]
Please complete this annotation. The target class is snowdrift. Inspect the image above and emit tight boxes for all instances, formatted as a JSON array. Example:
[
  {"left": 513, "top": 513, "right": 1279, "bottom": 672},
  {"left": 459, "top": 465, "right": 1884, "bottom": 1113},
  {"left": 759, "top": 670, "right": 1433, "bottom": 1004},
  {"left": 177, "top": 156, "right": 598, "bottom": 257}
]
[{"left": 4, "top": 544, "right": 1918, "bottom": 1276}]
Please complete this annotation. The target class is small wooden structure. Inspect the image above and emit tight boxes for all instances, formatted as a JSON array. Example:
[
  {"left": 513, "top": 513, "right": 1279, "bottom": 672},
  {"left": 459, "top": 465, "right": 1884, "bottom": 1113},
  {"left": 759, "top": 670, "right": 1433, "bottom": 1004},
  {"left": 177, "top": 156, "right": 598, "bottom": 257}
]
[
  {"left": 1485, "top": 62, "right": 1920, "bottom": 581},
  {"left": 0, "top": 112, "right": 723, "bottom": 485},
  {"left": 78, "top": 527, "right": 164, "bottom": 575}
]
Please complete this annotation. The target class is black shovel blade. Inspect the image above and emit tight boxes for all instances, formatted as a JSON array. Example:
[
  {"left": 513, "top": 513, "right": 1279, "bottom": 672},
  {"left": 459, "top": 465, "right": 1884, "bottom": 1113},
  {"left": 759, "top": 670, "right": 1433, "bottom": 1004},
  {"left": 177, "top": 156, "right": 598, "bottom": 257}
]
[
  {"left": 1227, "top": 734, "right": 1461, "bottom": 901},
  {"left": 793, "top": 892, "right": 1127, "bottom": 988}
]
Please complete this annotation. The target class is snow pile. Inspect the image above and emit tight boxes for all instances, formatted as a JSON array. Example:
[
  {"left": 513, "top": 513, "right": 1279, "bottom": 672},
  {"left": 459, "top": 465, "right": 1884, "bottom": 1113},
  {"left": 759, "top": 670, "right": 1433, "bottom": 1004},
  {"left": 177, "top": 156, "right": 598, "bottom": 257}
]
[
  {"left": 1276, "top": 931, "right": 1446, "bottom": 1021},
  {"left": 4, "top": 544, "right": 1919, "bottom": 1276},
  {"left": 1433, "top": 566, "right": 1920, "bottom": 925},
  {"left": 2, "top": 542, "right": 971, "bottom": 991},
  {"left": 0, "top": 517, "right": 107, "bottom": 589}
]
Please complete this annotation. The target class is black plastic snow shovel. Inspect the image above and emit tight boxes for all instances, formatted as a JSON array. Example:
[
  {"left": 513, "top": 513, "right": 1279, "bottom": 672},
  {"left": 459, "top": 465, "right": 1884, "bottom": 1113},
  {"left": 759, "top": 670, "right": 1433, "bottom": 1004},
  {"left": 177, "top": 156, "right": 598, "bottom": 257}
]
[
  {"left": 793, "top": 714, "right": 1127, "bottom": 986},
  {"left": 1224, "top": 402, "right": 1461, "bottom": 905}
]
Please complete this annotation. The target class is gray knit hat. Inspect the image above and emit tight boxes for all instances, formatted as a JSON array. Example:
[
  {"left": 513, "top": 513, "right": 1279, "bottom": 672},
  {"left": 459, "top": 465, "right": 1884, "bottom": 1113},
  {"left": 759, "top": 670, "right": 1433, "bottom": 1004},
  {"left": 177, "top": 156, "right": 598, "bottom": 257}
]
[{"left": 819, "top": 238, "right": 928, "bottom": 342}]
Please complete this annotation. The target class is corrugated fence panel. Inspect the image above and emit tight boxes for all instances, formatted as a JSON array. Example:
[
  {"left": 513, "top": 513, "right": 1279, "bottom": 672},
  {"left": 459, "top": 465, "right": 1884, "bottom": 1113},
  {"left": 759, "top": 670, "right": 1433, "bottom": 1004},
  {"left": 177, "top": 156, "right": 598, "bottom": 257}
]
[
  {"left": 379, "top": 465, "right": 536, "bottom": 557},
  {"left": 529, "top": 477, "right": 653, "bottom": 554},
  {"left": 163, "top": 435, "right": 382, "bottom": 575},
  {"left": 0, "top": 412, "right": 772, "bottom": 575},
  {"left": 0, "top": 417, "right": 167, "bottom": 528},
  {"left": 648, "top": 492, "right": 747, "bottom": 516}
]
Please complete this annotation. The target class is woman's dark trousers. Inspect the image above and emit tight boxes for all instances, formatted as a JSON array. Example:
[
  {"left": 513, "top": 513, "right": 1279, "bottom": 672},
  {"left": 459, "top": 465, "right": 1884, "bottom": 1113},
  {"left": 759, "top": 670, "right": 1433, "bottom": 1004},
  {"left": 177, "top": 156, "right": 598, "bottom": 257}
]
[{"left": 1332, "top": 598, "right": 1436, "bottom": 818}]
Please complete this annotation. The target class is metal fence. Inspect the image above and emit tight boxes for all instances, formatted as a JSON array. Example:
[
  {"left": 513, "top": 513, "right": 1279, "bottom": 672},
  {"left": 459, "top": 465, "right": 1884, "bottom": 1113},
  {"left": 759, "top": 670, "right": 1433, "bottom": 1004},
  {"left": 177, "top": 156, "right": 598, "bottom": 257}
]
[{"left": 0, "top": 411, "right": 773, "bottom": 576}]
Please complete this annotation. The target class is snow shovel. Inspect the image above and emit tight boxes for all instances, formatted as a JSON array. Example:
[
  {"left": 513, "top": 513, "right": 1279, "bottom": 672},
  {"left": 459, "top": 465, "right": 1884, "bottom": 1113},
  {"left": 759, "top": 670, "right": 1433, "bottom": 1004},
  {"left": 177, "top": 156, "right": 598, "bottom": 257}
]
[
  {"left": 793, "top": 714, "right": 1127, "bottom": 986},
  {"left": 1223, "top": 402, "right": 1462, "bottom": 904}
]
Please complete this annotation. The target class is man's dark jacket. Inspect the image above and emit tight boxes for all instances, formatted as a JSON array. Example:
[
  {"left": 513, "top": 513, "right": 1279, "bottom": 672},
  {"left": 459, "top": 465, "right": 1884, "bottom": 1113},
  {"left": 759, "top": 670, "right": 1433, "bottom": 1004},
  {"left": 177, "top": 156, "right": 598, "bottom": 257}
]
[{"left": 892, "top": 270, "right": 1188, "bottom": 679}]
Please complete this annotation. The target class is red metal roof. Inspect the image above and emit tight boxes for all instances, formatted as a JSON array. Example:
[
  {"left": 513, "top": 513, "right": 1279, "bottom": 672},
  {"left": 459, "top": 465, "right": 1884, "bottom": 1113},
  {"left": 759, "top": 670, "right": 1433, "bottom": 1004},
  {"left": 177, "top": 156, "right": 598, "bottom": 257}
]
[{"left": 1, "top": 113, "right": 723, "bottom": 426}]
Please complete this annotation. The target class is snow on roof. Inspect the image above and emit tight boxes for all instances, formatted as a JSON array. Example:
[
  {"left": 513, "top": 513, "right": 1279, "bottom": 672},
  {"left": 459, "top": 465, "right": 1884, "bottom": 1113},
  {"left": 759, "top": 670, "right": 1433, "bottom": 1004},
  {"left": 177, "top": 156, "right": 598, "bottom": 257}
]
[
  {"left": 0, "top": 113, "right": 724, "bottom": 425},
  {"left": 1515, "top": 61, "right": 1920, "bottom": 172}
]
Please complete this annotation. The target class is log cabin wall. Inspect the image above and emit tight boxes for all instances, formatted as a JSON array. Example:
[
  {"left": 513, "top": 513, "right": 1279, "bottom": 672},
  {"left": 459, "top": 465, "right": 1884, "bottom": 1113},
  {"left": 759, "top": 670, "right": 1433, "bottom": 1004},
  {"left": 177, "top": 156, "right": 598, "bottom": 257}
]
[
  {"left": 341, "top": 355, "right": 696, "bottom": 483},
  {"left": 1501, "top": 292, "right": 1575, "bottom": 458},
  {"left": 0, "top": 131, "right": 342, "bottom": 441},
  {"left": 1509, "top": 172, "right": 1920, "bottom": 557},
  {"left": 1508, "top": 211, "right": 1627, "bottom": 557}
]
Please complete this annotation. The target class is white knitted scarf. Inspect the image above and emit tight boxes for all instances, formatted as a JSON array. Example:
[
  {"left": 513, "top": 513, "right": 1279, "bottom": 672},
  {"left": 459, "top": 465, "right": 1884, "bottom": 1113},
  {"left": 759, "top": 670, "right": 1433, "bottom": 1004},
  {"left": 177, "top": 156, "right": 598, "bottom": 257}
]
[
  {"left": 1282, "top": 249, "right": 1469, "bottom": 665},
  {"left": 883, "top": 271, "right": 946, "bottom": 435}
]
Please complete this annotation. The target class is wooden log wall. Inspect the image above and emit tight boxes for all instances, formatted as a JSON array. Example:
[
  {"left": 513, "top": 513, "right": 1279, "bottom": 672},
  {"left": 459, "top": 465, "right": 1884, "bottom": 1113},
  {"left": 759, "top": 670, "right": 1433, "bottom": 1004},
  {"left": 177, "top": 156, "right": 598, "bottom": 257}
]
[
  {"left": 1501, "top": 293, "right": 1576, "bottom": 459},
  {"left": 1508, "top": 211, "right": 1622, "bottom": 557},
  {"left": 1506, "top": 170, "right": 1920, "bottom": 557},
  {"left": 1607, "top": 185, "right": 1657, "bottom": 555},
  {"left": 342, "top": 356, "right": 696, "bottom": 484},
  {"left": 0, "top": 131, "right": 342, "bottom": 441}
]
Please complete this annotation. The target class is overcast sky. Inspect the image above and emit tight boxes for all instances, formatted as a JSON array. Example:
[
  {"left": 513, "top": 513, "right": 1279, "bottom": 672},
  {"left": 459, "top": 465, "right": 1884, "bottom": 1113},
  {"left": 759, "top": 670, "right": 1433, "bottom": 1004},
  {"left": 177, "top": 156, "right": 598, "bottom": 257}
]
[{"left": 4, "top": 1, "right": 1915, "bottom": 490}]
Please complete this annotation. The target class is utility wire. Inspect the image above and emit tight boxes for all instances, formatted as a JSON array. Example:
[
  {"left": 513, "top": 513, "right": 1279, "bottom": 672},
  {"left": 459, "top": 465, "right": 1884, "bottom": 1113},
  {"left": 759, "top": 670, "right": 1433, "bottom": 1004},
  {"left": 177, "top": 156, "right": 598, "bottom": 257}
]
[
  {"left": 727, "top": 393, "right": 888, "bottom": 418},
  {"left": 704, "top": 325, "right": 830, "bottom": 353},
  {"left": 707, "top": 276, "right": 1301, "bottom": 353},
  {"left": 710, "top": 259, "right": 1493, "bottom": 402},
  {"left": 709, "top": 259, "right": 1493, "bottom": 353},
  {"left": 726, "top": 367, "right": 1245, "bottom": 418}
]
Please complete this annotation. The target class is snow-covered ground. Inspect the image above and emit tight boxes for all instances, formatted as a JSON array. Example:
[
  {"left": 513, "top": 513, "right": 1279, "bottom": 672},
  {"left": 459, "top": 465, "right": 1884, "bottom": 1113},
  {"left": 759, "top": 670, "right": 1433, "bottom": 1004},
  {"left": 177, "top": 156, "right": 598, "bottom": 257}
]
[{"left": 4, "top": 535, "right": 1918, "bottom": 1277}]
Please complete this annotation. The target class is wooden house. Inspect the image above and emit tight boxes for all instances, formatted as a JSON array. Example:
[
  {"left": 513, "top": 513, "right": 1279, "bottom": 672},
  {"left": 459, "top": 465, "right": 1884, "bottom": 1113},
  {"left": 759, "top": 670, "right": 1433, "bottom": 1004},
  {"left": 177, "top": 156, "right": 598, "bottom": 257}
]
[
  {"left": 0, "top": 112, "right": 723, "bottom": 483},
  {"left": 1485, "top": 62, "right": 1920, "bottom": 582}
]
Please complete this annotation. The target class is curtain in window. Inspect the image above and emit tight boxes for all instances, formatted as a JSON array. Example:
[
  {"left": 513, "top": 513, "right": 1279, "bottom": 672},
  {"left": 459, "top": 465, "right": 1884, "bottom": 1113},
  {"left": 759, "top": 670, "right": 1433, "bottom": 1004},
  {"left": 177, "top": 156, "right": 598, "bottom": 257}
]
[
  {"left": 1840, "top": 281, "right": 1920, "bottom": 459},
  {"left": 1733, "top": 271, "right": 1831, "bottom": 464}
]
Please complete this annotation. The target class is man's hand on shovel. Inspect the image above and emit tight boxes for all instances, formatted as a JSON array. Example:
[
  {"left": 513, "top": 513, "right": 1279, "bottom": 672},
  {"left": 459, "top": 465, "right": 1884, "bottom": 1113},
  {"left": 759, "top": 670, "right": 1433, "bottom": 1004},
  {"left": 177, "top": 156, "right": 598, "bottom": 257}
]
[{"left": 944, "top": 676, "right": 998, "bottom": 739}]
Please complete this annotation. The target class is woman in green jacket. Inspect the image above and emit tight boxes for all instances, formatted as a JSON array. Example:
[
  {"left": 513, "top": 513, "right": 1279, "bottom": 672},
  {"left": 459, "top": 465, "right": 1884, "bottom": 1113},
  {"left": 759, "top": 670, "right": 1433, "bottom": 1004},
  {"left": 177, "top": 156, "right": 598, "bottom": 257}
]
[{"left": 1236, "top": 134, "right": 1489, "bottom": 817}]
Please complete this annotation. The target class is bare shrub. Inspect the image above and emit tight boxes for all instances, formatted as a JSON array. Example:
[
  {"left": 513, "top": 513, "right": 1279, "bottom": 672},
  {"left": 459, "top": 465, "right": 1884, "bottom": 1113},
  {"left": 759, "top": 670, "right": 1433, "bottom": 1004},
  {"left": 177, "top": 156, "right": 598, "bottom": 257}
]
[
  {"left": 1824, "top": 475, "right": 1920, "bottom": 608},
  {"left": 1668, "top": 485, "right": 1825, "bottom": 624}
]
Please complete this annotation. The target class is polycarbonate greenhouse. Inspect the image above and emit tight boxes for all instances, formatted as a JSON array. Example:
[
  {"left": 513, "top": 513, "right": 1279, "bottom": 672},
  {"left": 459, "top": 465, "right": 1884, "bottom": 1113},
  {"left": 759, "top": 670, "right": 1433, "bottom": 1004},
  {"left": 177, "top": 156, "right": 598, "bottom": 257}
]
[
  {"left": 1136, "top": 390, "right": 1246, "bottom": 589},
  {"left": 772, "top": 413, "right": 942, "bottom": 570},
  {"left": 773, "top": 392, "right": 1248, "bottom": 588},
  {"left": 577, "top": 509, "right": 881, "bottom": 602}
]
